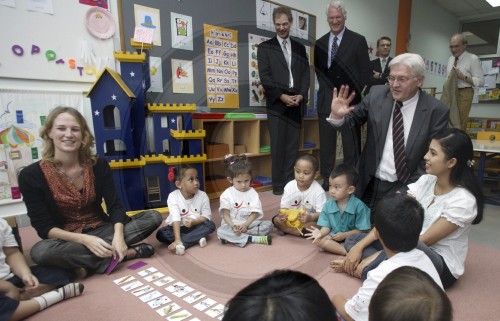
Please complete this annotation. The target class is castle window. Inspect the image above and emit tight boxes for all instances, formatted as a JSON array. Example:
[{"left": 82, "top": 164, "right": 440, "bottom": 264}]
[
  {"left": 162, "top": 139, "right": 170, "bottom": 155},
  {"left": 146, "top": 176, "right": 161, "bottom": 202},
  {"left": 103, "top": 105, "right": 121, "bottom": 129},
  {"left": 160, "top": 116, "right": 169, "bottom": 128},
  {"left": 103, "top": 139, "right": 127, "bottom": 156}
]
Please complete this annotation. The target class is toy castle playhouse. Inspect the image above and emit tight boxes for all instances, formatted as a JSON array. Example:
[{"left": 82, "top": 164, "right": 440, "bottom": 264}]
[{"left": 87, "top": 40, "right": 206, "bottom": 212}]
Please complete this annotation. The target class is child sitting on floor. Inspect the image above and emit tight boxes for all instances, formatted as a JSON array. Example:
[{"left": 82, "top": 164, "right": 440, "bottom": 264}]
[
  {"left": 331, "top": 193, "right": 443, "bottom": 321},
  {"left": 0, "top": 218, "right": 84, "bottom": 321},
  {"left": 217, "top": 154, "right": 273, "bottom": 247},
  {"left": 156, "top": 165, "right": 216, "bottom": 255},
  {"left": 273, "top": 154, "right": 326, "bottom": 237},
  {"left": 305, "top": 164, "right": 370, "bottom": 255}
]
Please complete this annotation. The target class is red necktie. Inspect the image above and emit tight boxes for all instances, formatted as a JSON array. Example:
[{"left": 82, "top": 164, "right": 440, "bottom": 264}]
[{"left": 393, "top": 101, "right": 410, "bottom": 183}]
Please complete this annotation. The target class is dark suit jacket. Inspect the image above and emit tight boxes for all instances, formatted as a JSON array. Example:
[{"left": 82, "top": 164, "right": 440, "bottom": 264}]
[
  {"left": 257, "top": 36, "right": 310, "bottom": 118},
  {"left": 370, "top": 56, "right": 392, "bottom": 86},
  {"left": 314, "top": 29, "right": 371, "bottom": 114},
  {"left": 340, "top": 86, "right": 450, "bottom": 197}
]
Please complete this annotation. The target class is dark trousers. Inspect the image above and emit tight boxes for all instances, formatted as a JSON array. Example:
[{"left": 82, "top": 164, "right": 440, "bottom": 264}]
[
  {"left": 156, "top": 220, "right": 216, "bottom": 248},
  {"left": 318, "top": 113, "right": 337, "bottom": 181},
  {"left": 361, "top": 177, "right": 406, "bottom": 221},
  {"left": 30, "top": 210, "right": 162, "bottom": 274},
  {"left": 268, "top": 111, "right": 301, "bottom": 190},
  {"left": 340, "top": 122, "right": 361, "bottom": 167}
]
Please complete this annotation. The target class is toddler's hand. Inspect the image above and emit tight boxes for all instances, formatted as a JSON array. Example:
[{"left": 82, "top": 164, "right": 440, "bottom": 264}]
[
  {"left": 232, "top": 225, "right": 242, "bottom": 235},
  {"left": 331, "top": 232, "right": 346, "bottom": 242},
  {"left": 240, "top": 224, "right": 248, "bottom": 234},
  {"left": 298, "top": 210, "right": 309, "bottom": 223},
  {"left": 183, "top": 217, "right": 193, "bottom": 228},
  {"left": 305, "top": 226, "right": 321, "bottom": 243}
]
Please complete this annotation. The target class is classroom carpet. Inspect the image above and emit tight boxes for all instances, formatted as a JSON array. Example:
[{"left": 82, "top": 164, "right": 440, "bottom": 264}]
[{"left": 19, "top": 191, "right": 497, "bottom": 321}]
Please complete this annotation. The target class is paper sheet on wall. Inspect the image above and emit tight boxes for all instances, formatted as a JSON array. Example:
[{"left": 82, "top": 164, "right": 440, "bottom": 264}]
[
  {"left": 204, "top": 24, "right": 239, "bottom": 108},
  {"left": 171, "top": 12, "right": 193, "bottom": 50},
  {"left": 171, "top": 59, "right": 194, "bottom": 94},
  {"left": 248, "top": 34, "right": 269, "bottom": 106},
  {"left": 134, "top": 4, "right": 161, "bottom": 46},
  {"left": 148, "top": 56, "right": 163, "bottom": 93}
]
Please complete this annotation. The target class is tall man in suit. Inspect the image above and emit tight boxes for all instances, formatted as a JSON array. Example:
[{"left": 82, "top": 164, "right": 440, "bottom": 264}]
[
  {"left": 314, "top": 1, "right": 371, "bottom": 190},
  {"left": 328, "top": 53, "right": 449, "bottom": 215},
  {"left": 366, "top": 36, "right": 392, "bottom": 93},
  {"left": 257, "top": 6, "right": 310, "bottom": 195}
]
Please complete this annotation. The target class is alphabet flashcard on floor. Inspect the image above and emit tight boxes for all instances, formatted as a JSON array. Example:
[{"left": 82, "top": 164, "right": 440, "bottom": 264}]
[{"left": 113, "top": 266, "right": 226, "bottom": 319}]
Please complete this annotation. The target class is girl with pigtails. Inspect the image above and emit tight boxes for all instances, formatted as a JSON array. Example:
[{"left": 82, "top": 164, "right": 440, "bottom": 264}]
[{"left": 217, "top": 154, "right": 273, "bottom": 247}]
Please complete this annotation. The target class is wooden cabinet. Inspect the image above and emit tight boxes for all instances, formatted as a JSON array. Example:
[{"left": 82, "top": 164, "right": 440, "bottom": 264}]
[{"left": 193, "top": 117, "right": 320, "bottom": 199}]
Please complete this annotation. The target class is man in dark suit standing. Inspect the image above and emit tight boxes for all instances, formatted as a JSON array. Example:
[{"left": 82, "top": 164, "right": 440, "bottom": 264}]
[
  {"left": 366, "top": 36, "right": 392, "bottom": 93},
  {"left": 257, "top": 6, "right": 310, "bottom": 195},
  {"left": 328, "top": 53, "right": 449, "bottom": 213},
  {"left": 314, "top": 0, "right": 371, "bottom": 190}
]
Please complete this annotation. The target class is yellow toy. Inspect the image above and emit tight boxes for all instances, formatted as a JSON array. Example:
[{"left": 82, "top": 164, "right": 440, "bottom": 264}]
[{"left": 279, "top": 208, "right": 306, "bottom": 235}]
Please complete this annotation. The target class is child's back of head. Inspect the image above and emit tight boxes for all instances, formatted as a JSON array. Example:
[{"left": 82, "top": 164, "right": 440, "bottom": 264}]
[
  {"left": 223, "top": 269, "right": 336, "bottom": 321},
  {"left": 369, "top": 266, "right": 453, "bottom": 321},
  {"left": 374, "top": 193, "right": 424, "bottom": 252}
]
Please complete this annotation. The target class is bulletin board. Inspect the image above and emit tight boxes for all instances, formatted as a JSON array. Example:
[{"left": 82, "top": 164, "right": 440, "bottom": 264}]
[
  {"left": 117, "top": 0, "right": 316, "bottom": 109},
  {"left": 0, "top": 1, "right": 116, "bottom": 83}
]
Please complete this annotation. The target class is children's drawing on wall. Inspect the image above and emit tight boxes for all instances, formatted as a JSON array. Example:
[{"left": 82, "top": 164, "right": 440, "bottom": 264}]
[
  {"left": 149, "top": 56, "right": 164, "bottom": 93},
  {"left": 256, "top": 0, "right": 272, "bottom": 31},
  {"left": 296, "top": 12, "right": 309, "bottom": 40},
  {"left": 0, "top": 91, "right": 83, "bottom": 200},
  {"left": 134, "top": 4, "right": 161, "bottom": 46},
  {"left": 171, "top": 12, "right": 193, "bottom": 51},
  {"left": 171, "top": 59, "right": 194, "bottom": 94},
  {"left": 248, "top": 33, "right": 269, "bottom": 107}
]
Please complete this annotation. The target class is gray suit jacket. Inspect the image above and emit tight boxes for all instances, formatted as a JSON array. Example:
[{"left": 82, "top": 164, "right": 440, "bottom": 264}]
[{"left": 342, "top": 85, "right": 450, "bottom": 197}]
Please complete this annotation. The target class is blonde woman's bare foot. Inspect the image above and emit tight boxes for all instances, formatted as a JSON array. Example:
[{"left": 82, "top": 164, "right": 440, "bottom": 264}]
[{"left": 330, "top": 259, "right": 346, "bottom": 273}]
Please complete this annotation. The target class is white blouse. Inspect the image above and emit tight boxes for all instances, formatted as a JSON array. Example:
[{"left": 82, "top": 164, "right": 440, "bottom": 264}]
[{"left": 408, "top": 174, "right": 478, "bottom": 278}]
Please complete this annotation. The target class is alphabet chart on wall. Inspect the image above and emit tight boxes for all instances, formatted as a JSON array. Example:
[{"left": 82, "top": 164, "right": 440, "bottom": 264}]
[{"left": 203, "top": 24, "right": 239, "bottom": 108}]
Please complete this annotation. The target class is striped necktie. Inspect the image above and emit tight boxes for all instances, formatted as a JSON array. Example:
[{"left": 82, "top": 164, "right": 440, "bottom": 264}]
[
  {"left": 330, "top": 36, "right": 338, "bottom": 65},
  {"left": 393, "top": 100, "right": 410, "bottom": 183}
]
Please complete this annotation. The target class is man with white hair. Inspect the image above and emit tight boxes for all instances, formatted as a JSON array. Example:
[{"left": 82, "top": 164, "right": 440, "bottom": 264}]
[
  {"left": 314, "top": 0, "right": 371, "bottom": 190},
  {"left": 327, "top": 53, "right": 449, "bottom": 216}
]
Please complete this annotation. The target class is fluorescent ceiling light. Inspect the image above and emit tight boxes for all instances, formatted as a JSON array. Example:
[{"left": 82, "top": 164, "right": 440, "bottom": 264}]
[{"left": 485, "top": 0, "right": 500, "bottom": 7}]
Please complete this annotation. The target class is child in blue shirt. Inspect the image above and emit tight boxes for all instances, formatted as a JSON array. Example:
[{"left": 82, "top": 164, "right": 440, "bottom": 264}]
[{"left": 306, "top": 164, "right": 370, "bottom": 255}]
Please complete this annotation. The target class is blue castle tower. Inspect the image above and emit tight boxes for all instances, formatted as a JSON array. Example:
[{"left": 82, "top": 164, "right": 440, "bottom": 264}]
[{"left": 88, "top": 40, "right": 206, "bottom": 212}]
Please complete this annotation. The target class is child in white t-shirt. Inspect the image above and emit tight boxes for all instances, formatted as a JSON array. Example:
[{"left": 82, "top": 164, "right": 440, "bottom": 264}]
[
  {"left": 217, "top": 154, "right": 273, "bottom": 247},
  {"left": 273, "top": 154, "right": 326, "bottom": 237},
  {"left": 332, "top": 194, "right": 442, "bottom": 321},
  {"left": 156, "top": 165, "right": 215, "bottom": 255}
]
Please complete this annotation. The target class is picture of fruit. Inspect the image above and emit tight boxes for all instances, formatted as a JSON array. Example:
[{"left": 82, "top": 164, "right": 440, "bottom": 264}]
[{"left": 176, "top": 64, "right": 188, "bottom": 79}]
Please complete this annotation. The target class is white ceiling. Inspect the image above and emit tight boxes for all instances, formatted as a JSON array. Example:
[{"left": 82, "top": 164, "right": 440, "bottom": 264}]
[{"left": 432, "top": 0, "right": 500, "bottom": 21}]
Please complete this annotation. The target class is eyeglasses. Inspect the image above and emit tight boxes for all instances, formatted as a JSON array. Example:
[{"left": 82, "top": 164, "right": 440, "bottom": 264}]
[{"left": 387, "top": 76, "right": 417, "bottom": 84}]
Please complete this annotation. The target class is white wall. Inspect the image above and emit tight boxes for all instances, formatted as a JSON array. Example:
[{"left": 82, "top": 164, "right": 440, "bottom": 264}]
[
  {"left": 0, "top": 0, "right": 458, "bottom": 97},
  {"left": 410, "top": 0, "right": 459, "bottom": 90}
]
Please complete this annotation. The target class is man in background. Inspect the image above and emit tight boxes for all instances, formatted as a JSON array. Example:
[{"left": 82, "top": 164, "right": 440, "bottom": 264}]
[
  {"left": 314, "top": 0, "right": 371, "bottom": 190},
  {"left": 445, "top": 33, "right": 484, "bottom": 130},
  {"left": 257, "top": 6, "right": 310, "bottom": 195},
  {"left": 366, "top": 36, "right": 392, "bottom": 93}
]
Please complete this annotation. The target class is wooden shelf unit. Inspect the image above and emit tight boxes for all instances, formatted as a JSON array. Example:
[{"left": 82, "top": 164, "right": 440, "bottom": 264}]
[{"left": 193, "top": 117, "right": 320, "bottom": 199}]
